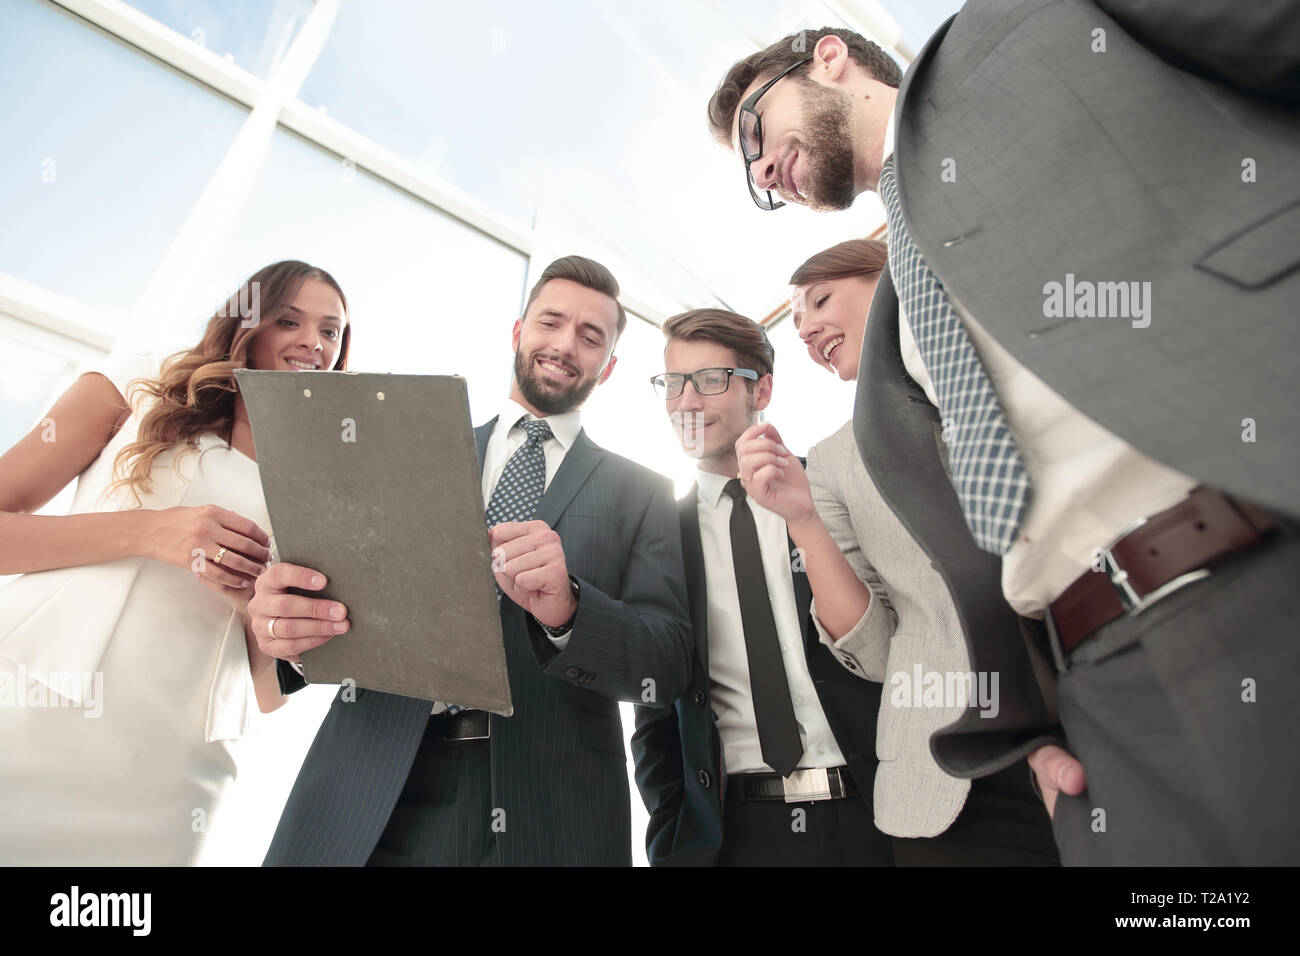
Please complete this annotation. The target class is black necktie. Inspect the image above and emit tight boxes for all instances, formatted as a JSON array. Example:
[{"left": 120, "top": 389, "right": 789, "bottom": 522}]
[{"left": 723, "top": 479, "right": 802, "bottom": 777}]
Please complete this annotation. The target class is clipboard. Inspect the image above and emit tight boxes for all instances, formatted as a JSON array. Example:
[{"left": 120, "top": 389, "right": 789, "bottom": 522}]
[{"left": 235, "top": 369, "right": 512, "bottom": 715}]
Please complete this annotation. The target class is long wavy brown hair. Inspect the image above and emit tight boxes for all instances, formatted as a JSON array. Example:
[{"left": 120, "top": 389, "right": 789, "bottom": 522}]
[{"left": 108, "top": 261, "right": 350, "bottom": 505}]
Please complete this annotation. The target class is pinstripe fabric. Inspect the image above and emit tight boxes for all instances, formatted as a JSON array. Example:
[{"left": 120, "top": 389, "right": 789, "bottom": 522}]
[
  {"left": 264, "top": 421, "right": 691, "bottom": 866},
  {"left": 367, "top": 732, "right": 495, "bottom": 866}
]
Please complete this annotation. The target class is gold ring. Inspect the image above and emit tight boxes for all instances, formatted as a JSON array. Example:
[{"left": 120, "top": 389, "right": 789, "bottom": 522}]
[
  {"left": 212, "top": 546, "right": 228, "bottom": 566},
  {"left": 267, "top": 617, "right": 280, "bottom": 640}
]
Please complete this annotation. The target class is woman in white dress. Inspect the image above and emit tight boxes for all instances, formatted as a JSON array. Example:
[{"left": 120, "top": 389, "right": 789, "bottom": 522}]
[{"left": 0, "top": 260, "right": 350, "bottom": 864}]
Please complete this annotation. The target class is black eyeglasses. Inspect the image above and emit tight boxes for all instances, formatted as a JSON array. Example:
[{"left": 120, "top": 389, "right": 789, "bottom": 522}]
[
  {"left": 650, "top": 367, "right": 759, "bottom": 400},
  {"left": 737, "top": 56, "right": 813, "bottom": 210}
]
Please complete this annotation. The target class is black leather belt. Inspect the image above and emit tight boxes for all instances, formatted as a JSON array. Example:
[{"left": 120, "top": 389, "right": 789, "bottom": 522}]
[
  {"left": 726, "top": 766, "right": 858, "bottom": 802},
  {"left": 431, "top": 709, "right": 490, "bottom": 741}
]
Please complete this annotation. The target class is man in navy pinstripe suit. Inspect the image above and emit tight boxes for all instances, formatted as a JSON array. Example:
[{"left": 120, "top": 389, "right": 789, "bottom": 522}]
[{"left": 248, "top": 256, "right": 692, "bottom": 866}]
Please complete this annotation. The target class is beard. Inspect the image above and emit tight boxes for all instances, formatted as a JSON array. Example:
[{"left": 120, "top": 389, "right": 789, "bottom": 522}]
[
  {"left": 513, "top": 347, "right": 600, "bottom": 415},
  {"left": 794, "top": 79, "right": 859, "bottom": 211}
]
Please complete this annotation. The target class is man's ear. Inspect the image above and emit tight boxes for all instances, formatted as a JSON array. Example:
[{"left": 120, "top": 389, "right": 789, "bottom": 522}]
[
  {"left": 511, "top": 318, "right": 523, "bottom": 352},
  {"left": 597, "top": 353, "right": 618, "bottom": 385},
  {"left": 814, "top": 34, "right": 851, "bottom": 83},
  {"left": 754, "top": 373, "right": 774, "bottom": 411}
]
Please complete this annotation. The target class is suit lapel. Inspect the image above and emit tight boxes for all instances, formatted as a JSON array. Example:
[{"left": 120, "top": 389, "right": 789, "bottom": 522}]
[
  {"left": 788, "top": 532, "right": 813, "bottom": 647},
  {"left": 534, "top": 428, "right": 602, "bottom": 528},
  {"left": 855, "top": 264, "right": 963, "bottom": 562},
  {"left": 475, "top": 418, "right": 495, "bottom": 475},
  {"left": 678, "top": 486, "right": 710, "bottom": 676},
  {"left": 478, "top": 416, "right": 601, "bottom": 522},
  {"left": 789, "top": 460, "right": 813, "bottom": 647}
]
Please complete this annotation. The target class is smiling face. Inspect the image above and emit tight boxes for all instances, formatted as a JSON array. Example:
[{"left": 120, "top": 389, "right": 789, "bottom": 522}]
[
  {"left": 725, "top": 34, "right": 897, "bottom": 212},
  {"left": 793, "top": 273, "right": 879, "bottom": 381},
  {"left": 664, "top": 337, "right": 772, "bottom": 475},
  {"left": 510, "top": 277, "right": 619, "bottom": 416},
  {"left": 738, "top": 75, "right": 860, "bottom": 211},
  {"left": 246, "top": 277, "right": 347, "bottom": 372}
]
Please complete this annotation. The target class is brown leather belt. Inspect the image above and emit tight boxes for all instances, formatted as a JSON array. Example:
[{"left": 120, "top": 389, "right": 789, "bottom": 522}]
[{"left": 1048, "top": 486, "right": 1277, "bottom": 657}]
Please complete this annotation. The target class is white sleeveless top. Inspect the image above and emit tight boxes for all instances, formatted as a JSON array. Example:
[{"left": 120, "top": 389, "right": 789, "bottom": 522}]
[{"left": 0, "top": 351, "right": 272, "bottom": 865}]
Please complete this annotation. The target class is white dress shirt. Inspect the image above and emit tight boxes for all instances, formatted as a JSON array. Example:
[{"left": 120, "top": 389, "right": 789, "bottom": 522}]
[
  {"left": 881, "top": 112, "right": 1197, "bottom": 614},
  {"left": 695, "top": 469, "right": 847, "bottom": 774}
]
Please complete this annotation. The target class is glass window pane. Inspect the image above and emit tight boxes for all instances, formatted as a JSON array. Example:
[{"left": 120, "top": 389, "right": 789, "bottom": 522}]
[
  {"left": 0, "top": 0, "right": 251, "bottom": 328},
  {"left": 296, "top": 0, "right": 544, "bottom": 229},
  {"left": 0, "top": 332, "right": 80, "bottom": 456},
  {"left": 120, "top": 0, "right": 313, "bottom": 78},
  {"left": 127, "top": 125, "right": 529, "bottom": 426},
  {"left": 294, "top": 0, "right": 888, "bottom": 326}
]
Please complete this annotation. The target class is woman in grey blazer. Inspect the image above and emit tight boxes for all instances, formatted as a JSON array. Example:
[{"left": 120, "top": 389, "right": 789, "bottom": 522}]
[{"left": 735, "top": 239, "right": 1056, "bottom": 865}]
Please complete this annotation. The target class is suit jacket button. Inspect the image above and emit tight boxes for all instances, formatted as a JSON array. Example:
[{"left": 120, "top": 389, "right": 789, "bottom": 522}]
[
  {"left": 694, "top": 690, "right": 706, "bottom": 705},
  {"left": 697, "top": 770, "right": 711, "bottom": 789},
  {"left": 579, "top": 673, "right": 594, "bottom": 684},
  {"left": 564, "top": 666, "right": 580, "bottom": 680}
]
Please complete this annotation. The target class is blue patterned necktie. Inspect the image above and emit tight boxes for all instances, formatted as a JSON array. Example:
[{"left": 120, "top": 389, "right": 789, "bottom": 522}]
[
  {"left": 485, "top": 416, "right": 552, "bottom": 528},
  {"left": 877, "top": 156, "right": 1031, "bottom": 554},
  {"left": 446, "top": 416, "right": 552, "bottom": 716}
]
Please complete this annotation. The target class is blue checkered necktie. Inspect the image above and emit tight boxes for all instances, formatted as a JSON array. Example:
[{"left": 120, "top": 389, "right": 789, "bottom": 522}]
[
  {"left": 877, "top": 157, "right": 1031, "bottom": 554},
  {"left": 445, "top": 416, "right": 553, "bottom": 716},
  {"left": 485, "top": 416, "right": 552, "bottom": 528}
]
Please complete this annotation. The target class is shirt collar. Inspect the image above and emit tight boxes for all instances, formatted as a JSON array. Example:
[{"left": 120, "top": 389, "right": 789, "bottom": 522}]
[
  {"left": 695, "top": 468, "right": 734, "bottom": 508},
  {"left": 497, "top": 398, "right": 581, "bottom": 451}
]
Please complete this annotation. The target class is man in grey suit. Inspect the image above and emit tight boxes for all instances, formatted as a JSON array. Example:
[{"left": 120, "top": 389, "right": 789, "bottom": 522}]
[
  {"left": 247, "top": 255, "right": 692, "bottom": 865},
  {"left": 706, "top": 1, "right": 1300, "bottom": 864}
]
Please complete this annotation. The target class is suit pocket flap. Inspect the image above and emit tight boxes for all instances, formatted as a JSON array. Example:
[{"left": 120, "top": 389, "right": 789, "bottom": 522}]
[{"left": 1197, "top": 200, "right": 1300, "bottom": 288}]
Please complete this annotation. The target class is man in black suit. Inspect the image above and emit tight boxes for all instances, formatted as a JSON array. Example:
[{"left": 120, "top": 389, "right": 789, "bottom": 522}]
[
  {"left": 248, "top": 255, "right": 692, "bottom": 866},
  {"left": 631, "top": 308, "right": 892, "bottom": 866},
  {"left": 706, "top": 2, "right": 1300, "bottom": 863}
]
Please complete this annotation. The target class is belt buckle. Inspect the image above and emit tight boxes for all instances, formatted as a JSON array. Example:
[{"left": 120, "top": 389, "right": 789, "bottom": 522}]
[
  {"left": 1097, "top": 517, "right": 1212, "bottom": 616},
  {"left": 781, "top": 768, "right": 832, "bottom": 803}
]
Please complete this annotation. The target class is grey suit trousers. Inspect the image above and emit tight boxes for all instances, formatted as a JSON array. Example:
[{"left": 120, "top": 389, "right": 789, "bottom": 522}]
[{"left": 1050, "top": 524, "right": 1300, "bottom": 865}]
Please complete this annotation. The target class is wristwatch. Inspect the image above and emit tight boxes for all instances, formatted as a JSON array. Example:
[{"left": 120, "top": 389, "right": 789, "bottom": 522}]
[{"left": 534, "top": 576, "right": 580, "bottom": 638}]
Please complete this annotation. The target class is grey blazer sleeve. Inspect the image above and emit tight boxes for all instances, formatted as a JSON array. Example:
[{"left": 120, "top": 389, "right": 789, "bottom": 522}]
[
  {"left": 1096, "top": 0, "right": 1300, "bottom": 101},
  {"left": 805, "top": 443, "right": 898, "bottom": 681},
  {"left": 527, "top": 477, "right": 692, "bottom": 706}
]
